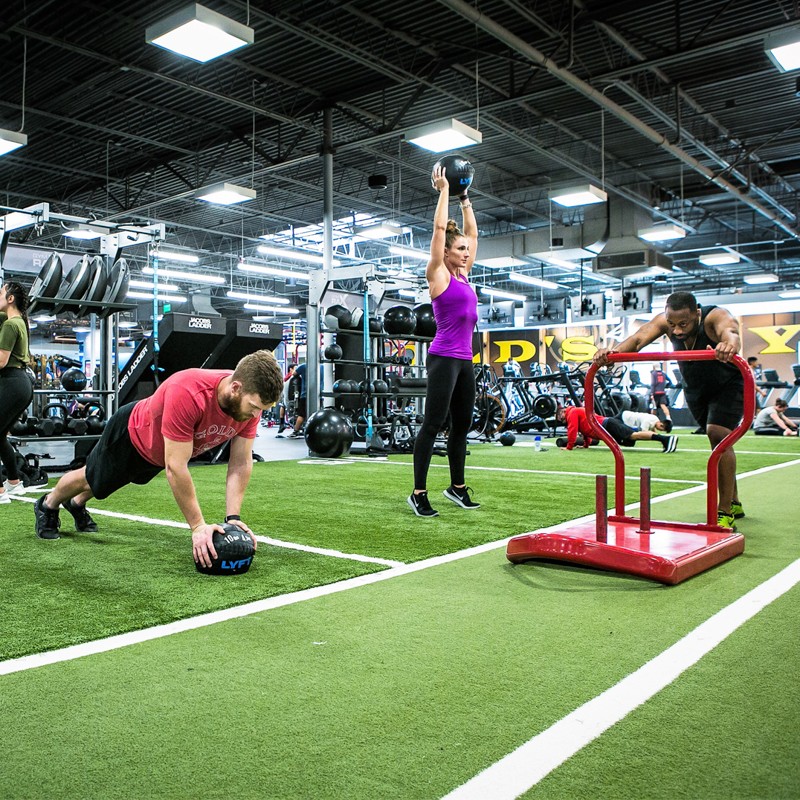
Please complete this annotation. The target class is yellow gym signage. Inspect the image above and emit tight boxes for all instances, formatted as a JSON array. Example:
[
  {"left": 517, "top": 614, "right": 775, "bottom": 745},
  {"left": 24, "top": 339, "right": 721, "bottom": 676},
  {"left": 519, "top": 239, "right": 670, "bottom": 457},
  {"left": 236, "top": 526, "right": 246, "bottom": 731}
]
[{"left": 748, "top": 324, "right": 800, "bottom": 355}]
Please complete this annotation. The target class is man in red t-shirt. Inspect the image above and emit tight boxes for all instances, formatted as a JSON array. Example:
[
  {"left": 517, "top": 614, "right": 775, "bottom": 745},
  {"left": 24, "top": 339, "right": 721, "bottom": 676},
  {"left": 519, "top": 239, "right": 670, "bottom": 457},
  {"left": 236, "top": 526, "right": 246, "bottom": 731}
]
[
  {"left": 556, "top": 405, "right": 677, "bottom": 452},
  {"left": 34, "top": 350, "right": 284, "bottom": 568}
]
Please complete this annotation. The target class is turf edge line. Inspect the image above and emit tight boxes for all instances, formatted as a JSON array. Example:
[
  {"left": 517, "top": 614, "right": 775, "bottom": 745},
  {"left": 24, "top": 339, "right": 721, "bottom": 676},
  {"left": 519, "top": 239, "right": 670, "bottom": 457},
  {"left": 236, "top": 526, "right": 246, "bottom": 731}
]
[{"left": 442, "top": 556, "right": 800, "bottom": 800}]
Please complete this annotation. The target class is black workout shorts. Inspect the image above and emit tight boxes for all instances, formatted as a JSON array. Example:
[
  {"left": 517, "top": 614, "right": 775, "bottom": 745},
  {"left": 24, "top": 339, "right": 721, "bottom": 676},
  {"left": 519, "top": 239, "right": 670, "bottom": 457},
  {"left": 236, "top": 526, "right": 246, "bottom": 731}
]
[
  {"left": 602, "top": 416, "right": 636, "bottom": 446},
  {"left": 85, "top": 402, "right": 164, "bottom": 500},
  {"left": 684, "top": 376, "right": 745, "bottom": 431},
  {"left": 297, "top": 396, "right": 308, "bottom": 419}
]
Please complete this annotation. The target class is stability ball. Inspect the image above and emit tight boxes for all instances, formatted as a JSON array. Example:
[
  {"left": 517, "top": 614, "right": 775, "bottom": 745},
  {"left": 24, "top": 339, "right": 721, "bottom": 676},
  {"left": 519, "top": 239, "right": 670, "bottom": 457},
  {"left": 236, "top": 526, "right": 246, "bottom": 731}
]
[
  {"left": 432, "top": 155, "right": 475, "bottom": 198},
  {"left": 413, "top": 303, "right": 436, "bottom": 338},
  {"left": 304, "top": 408, "right": 354, "bottom": 458}
]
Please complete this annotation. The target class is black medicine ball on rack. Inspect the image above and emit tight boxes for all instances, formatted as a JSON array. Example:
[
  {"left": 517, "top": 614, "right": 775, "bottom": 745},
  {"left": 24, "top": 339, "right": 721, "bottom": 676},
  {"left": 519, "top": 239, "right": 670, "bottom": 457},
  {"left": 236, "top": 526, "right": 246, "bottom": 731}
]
[
  {"left": 413, "top": 303, "right": 436, "bottom": 338},
  {"left": 60, "top": 367, "right": 88, "bottom": 392},
  {"left": 324, "top": 304, "right": 352, "bottom": 330},
  {"left": 432, "top": 155, "right": 475, "bottom": 198},
  {"left": 324, "top": 343, "right": 343, "bottom": 361},
  {"left": 382, "top": 305, "right": 417, "bottom": 336},
  {"left": 368, "top": 317, "right": 383, "bottom": 334}
]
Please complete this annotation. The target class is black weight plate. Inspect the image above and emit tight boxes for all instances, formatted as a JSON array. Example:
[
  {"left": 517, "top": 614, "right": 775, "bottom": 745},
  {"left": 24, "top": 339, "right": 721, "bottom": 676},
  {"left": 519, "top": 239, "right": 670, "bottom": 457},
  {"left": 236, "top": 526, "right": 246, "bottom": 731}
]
[
  {"left": 77, "top": 256, "right": 108, "bottom": 317},
  {"left": 100, "top": 258, "right": 130, "bottom": 318},
  {"left": 54, "top": 255, "right": 93, "bottom": 315},
  {"left": 28, "top": 253, "right": 63, "bottom": 313}
]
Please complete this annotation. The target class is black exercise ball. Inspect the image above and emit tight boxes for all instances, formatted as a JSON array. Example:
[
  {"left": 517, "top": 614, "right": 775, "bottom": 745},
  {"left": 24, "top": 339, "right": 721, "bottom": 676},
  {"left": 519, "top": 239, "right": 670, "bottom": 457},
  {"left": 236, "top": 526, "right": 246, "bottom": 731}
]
[
  {"left": 359, "top": 380, "right": 375, "bottom": 394},
  {"left": 60, "top": 367, "right": 87, "bottom": 392},
  {"left": 324, "top": 343, "right": 343, "bottom": 361},
  {"left": 332, "top": 380, "right": 346, "bottom": 394},
  {"left": 432, "top": 155, "right": 475, "bottom": 198},
  {"left": 195, "top": 524, "right": 255, "bottom": 576},
  {"left": 373, "top": 379, "right": 389, "bottom": 394},
  {"left": 413, "top": 303, "right": 436, "bottom": 338},
  {"left": 324, "top": 304, "right": 352, "bottom": 330},
  {"left": 304, "top": 408, "right": 354, "bottom": 458},
  {"left": 383, "top": 305, "right": 417, "bottom": 336},
  {"left": 368, "top": 317, "right": 383, "bottom": 334},
  {"left": 499, "top": 430, "right": 516, "bottom": 446}
]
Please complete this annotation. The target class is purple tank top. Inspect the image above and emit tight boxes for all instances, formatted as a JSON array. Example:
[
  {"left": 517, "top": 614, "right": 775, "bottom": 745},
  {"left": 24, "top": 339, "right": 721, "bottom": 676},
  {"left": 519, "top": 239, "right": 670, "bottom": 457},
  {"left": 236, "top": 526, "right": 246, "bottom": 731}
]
[{"left": 429, "top": 275, "right": 478, "bottom": 360}]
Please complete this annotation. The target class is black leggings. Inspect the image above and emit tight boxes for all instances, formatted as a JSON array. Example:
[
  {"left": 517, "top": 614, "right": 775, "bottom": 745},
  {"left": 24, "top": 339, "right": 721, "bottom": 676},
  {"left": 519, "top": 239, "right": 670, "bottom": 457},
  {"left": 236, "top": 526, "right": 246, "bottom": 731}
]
[
  {"left": 413, "top": 354, "right": 475, "bottom": 490},
  {"left": 0, "top": 368, "right": 33, "bottom": 481}
]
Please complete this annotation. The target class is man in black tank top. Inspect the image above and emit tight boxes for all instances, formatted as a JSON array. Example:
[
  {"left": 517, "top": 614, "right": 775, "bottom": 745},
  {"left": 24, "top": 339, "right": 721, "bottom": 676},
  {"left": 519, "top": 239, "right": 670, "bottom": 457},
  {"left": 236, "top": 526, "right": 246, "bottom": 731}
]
[{"left": 593, "top": 291, "right": 744, "bottom": 530}]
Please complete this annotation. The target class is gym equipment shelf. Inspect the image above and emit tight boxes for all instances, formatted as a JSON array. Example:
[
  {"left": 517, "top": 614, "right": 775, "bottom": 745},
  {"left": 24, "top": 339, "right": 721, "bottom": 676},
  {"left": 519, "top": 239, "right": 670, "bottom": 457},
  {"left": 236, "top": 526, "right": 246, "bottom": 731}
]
[
  {"left": 507, "top": 351, "right": 754, "bottom": 585},
  {"left": 10, "top": 435, "right": 102, "bottom": 444}
]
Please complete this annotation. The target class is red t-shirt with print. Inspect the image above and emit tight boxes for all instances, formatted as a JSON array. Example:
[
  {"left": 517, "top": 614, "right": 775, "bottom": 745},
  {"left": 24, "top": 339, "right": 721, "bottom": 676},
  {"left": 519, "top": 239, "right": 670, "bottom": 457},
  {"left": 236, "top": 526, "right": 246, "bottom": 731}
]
[{"left": 128, "top": 369, "right": 258, "bottom": 466}]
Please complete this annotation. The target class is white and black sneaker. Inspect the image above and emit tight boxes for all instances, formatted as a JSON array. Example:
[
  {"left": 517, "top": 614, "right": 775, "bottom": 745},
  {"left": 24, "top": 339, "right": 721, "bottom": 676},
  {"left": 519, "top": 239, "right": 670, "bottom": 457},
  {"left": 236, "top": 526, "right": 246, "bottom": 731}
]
[
  {"left": 407, "top": 491, "right": 439, "bottom": 517},
  {"left": 443, "top": 485, "right": 480, "bottom": 509},
  {"left": 662, "top": 436, "right": 678, "bottom": 453}
]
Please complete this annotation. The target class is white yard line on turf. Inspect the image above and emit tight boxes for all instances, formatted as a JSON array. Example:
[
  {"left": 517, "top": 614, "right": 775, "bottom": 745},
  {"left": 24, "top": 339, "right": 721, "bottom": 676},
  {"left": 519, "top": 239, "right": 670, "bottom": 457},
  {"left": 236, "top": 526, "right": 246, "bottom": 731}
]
[
  {"left": 3, "top": 458, "right": 797, "bottom": 677},
  {"left": 442, "top": 557, "right": 800, "bottom": 800}
]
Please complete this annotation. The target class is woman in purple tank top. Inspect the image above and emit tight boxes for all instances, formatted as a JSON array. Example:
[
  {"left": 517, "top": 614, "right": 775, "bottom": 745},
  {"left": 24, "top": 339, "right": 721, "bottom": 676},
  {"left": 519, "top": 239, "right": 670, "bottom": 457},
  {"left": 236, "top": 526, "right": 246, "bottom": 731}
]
[{"left": 407, "top": 161, "right": 480, "bottom": 518}]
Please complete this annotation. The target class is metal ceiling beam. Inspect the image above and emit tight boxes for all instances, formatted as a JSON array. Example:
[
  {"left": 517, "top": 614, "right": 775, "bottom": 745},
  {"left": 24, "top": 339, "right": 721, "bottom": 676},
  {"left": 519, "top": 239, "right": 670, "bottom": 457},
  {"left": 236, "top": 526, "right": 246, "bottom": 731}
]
[{"left": 437, "top": 0, "right": 800, "bottom": 242}]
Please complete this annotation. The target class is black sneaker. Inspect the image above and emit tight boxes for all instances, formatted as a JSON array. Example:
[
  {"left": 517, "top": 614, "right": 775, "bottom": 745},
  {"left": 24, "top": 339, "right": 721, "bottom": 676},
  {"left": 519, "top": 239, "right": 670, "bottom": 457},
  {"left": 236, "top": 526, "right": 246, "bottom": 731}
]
[
  {"left": 63, "top": 498, "right": 98, "bottom": 532},
  {"left": 443, "top": 485, "right": 481, "bottom": 509},
  {"left": 34, "top": 494, "right": 61, "bottom": 540},
  {"left": 662, "top": 435, "right": 678, "bottom": 453},
  {"left": 407, "top": 491, "right": 439, "bottom": 517}
]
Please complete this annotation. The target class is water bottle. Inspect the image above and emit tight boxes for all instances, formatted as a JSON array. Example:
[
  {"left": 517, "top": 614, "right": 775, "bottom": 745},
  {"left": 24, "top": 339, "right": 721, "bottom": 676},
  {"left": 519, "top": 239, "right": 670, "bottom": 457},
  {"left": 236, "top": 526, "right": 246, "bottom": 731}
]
[{"left": 534, "top": 435, "right": 542, "bottom": 451}]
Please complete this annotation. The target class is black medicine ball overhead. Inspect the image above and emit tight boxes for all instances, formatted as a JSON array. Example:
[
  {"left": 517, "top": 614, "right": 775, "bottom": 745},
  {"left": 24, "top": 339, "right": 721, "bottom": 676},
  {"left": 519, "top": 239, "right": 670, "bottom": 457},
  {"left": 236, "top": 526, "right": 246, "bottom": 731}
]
[
  {"left": 324, "top": 304, "right": 352, "bottom": 330},
  {"left": 324, "top": 343, "right": 343, "bottom": 361},
  {"left": 413, "top": 303, "right": 436, "bottom": 338},
  {"left": 195, "top": 524, "right": 255, "bottom": 576},
  {"left": 383, "top": 305, "right": 417, "bottom": 336},
  {"left": 432, "top": 155, "right": 475, "bottom": 198}
]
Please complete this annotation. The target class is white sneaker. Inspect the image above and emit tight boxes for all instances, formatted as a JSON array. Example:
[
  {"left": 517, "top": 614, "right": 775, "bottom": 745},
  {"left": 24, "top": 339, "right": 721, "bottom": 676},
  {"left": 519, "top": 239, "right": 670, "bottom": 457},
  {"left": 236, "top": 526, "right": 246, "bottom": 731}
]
[
  {"left": 0, "top": 491, "right": 10, "bottom": 504},
  {"left": 3, "top": 480, "right": 27, "bottom": 495}
]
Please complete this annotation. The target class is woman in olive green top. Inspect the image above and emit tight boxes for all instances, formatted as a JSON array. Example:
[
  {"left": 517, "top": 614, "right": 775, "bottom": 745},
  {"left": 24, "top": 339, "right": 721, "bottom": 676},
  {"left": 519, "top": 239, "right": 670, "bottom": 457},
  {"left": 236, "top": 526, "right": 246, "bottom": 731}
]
[{"left": 0, "top": 281, "right": 34, "bottom": 503}]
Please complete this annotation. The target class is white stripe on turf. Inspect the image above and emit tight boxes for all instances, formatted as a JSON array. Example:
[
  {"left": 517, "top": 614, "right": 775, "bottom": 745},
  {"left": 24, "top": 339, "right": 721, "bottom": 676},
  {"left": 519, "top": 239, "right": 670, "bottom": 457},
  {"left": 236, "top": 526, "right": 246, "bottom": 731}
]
[
  {"left": 3, "top": 459, "right": 796, "bottom": 677},
  {"left": 442, "top": 557, "right": 800, "bottom": 800}
]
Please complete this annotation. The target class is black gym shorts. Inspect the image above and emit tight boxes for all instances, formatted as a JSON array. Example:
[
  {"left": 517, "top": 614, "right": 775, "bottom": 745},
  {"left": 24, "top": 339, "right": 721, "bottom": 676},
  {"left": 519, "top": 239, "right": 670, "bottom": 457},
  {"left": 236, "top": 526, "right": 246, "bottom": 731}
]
[
  {"left": 85, "top": 401, "right": 164, "bottom": 500},
  {"left": 602, "top": 416, "right": 637, "bottom": 447},
  {"left": 684, "top": 376, "right": 745, "bottom": 431},
  {"left": 297, "top": 396, "right": 307, "bottom": 419}
]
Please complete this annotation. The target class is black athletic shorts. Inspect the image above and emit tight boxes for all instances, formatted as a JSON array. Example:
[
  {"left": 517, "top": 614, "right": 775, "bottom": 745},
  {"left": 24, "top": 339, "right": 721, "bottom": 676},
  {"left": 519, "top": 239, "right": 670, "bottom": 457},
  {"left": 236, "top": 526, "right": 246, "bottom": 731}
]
[
  {"left": 85, "top": 402, "right": 164, "bottom": 500},
  {"left": 602, "top": 416, "right": 636, "bottom": 446},
  {"left": 684, "top": 375, "right": 745, "bottom": 431}
]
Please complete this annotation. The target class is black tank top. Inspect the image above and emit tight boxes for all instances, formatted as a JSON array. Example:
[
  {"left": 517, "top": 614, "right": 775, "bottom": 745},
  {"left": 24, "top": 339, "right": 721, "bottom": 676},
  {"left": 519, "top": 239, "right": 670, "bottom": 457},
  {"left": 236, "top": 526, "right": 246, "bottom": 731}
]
[{"left": 669, "top": 305, "right": 741, "bottom": 392}]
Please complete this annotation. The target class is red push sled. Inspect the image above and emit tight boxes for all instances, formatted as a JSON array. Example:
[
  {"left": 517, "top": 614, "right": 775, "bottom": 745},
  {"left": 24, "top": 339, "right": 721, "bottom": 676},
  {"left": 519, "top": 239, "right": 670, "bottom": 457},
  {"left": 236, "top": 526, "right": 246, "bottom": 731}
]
[{"left": 506, "top": 351, "right": 755, "bottom": 585}]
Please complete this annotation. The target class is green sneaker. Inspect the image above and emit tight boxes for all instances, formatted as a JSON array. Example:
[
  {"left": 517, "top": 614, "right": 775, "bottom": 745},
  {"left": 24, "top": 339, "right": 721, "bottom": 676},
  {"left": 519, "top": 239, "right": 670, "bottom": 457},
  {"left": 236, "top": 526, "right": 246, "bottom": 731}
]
[
  {"left": 730, "top": 501, "right": 745, "bottom": 519},
  {"left": 717, "top": 512, "right": 737, "bottom": 531}
]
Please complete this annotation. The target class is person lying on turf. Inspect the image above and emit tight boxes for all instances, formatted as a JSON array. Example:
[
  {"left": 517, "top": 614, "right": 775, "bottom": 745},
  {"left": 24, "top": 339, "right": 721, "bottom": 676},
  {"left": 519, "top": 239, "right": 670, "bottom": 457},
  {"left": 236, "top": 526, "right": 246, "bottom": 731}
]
[
  {"left": 556, "top": 404, "right": 678, "bottom": 452},
  {"left": 33, "top": 350, "right": 283, "bottom": 568}
]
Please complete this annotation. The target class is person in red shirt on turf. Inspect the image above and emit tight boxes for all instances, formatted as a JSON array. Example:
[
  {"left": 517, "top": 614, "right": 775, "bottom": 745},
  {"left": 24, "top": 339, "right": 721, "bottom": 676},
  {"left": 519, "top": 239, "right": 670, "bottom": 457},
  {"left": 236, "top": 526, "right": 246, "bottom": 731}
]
[
  {"left": 556, "top": 404, "right": 677, "bottom": 452},
  {"left": 33, "top": 350, "right": 284, "bottom": 568}
]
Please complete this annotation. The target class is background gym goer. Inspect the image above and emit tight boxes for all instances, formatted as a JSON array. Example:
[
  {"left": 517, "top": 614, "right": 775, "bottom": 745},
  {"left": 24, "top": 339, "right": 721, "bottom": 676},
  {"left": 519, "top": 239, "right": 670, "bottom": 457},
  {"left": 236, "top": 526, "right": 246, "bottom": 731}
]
[
  {"left": 593, "top": 291, "right": 745, "bottom": 529},
  {"left": 34, "top": 350, "right": 284, "bottom": 567},
  {"left": 556, "top": 405, "right": 677, "bottom": 452},
  {"left": 747, "top": 356, "right": 768, "bottom": 406},
  {"left": 408, "top": 162, "right": 478, "bottom": 517},
  {"left": 0, "top": 282, "right": 34, "bottom": 503},
  {"left": 753, "top": 398, "right": 798, "bottom": 435},
  {"left": 649, "top": 364, "right": 673, "bottom": 423}
]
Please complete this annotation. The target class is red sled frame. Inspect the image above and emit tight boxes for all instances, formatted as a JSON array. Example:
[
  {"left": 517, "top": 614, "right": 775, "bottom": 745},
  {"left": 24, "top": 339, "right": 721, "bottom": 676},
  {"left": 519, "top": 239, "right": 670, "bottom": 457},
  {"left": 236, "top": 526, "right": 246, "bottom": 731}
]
[{"left": 506, "top": 351, "right": 755, "bottom": 585}]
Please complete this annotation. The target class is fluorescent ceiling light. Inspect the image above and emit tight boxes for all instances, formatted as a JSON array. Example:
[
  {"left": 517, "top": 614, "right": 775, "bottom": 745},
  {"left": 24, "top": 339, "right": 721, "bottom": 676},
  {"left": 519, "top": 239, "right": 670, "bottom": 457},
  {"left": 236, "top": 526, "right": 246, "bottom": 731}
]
[
  {"left": 477, "top": 256, "right": 526, "bottom": 269},
  {"left": 509, "top": 271, "right": 560, "bottom": 289},
  {"left": 72, "top": 326, "right": 92, "bottom": 333},
  {"left": 779, "top": 289, "right": 800, "bottom": 298},
  {"left": 637, "top": 223, "right": 687, "bottom": 242},
  {"left": 389, "top": 245, "right": 429, "bottom": 260},
  {"left": 255, "top": 244, "right": 338, "bottom": 266},
  {"left": 244, "top": 303, "right": 300, "bottom": 314},
  {"left": 354, "top": 223, "right": 409, "bottom": 240},
  {"left": 0, "top": 129, "right": 27, "bottom": 156},
  {"left": 63, "top": 226, "right": 105, "bottom": 240},
  {"left": 32, "top": 314, "right": 56, "bottom": 322},
  {"left": 145, "top": 3, "right": 254, "bottom": 63},
  {"left": 155, "top": 250, "right": 199, "bottom": 264},
  {"left": 195, "top": 182, "right": 256, "bottom": 205},
  {"left": 404, "top": 118, "right": 482, "bottom": 152},
  {"left": 127, "top": 290, "right": 188, "bottom": 303},
  {"left": 549, "top": 184, "right": 607, "bottom": 207},
  {"left": 129, "top": 279, "right": 180, "bottom": 292},
  {"left": 765, "top": 30, "right": 800, "bottom": 72},
  {"left": 117, "top": 320, "right": 138, "bottom": 329},
  {"left": 743, "top": 273, "right": 779, "bottom": 285},
  {"left": 143, "top": 266, "right": 225, "bottom": 285},
  {"left": 699, "top": 251, "right": 740, "bottom": 266},
  {"left": 398, "top": 289, "right": 418, "bottom": 298},
  {"left": 531, "top": 252, "right": 581, "bottom": 270},
  {"left": 239, "top": 263, "right": 310, "bottom": 281},
  {"left": 227, "top": 290, "right": 290, "bottom": 305},
  {"left": 480, "top": 287, "right": 527, "bottom": 302}
]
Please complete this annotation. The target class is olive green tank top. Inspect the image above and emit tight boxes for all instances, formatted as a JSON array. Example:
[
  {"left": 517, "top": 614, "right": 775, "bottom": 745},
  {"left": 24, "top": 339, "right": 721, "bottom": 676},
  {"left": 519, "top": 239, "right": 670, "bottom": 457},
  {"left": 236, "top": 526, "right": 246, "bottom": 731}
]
[{"left": 0, "top": 315, "right": 30, "bottom": 369}]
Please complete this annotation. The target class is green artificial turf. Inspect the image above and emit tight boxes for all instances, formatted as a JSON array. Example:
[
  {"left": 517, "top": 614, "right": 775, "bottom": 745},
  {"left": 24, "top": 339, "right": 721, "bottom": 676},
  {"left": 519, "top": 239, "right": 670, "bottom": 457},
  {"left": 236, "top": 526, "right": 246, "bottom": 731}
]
[{"left": 1, "top": 462, "right": 798, "bottom": 799}]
